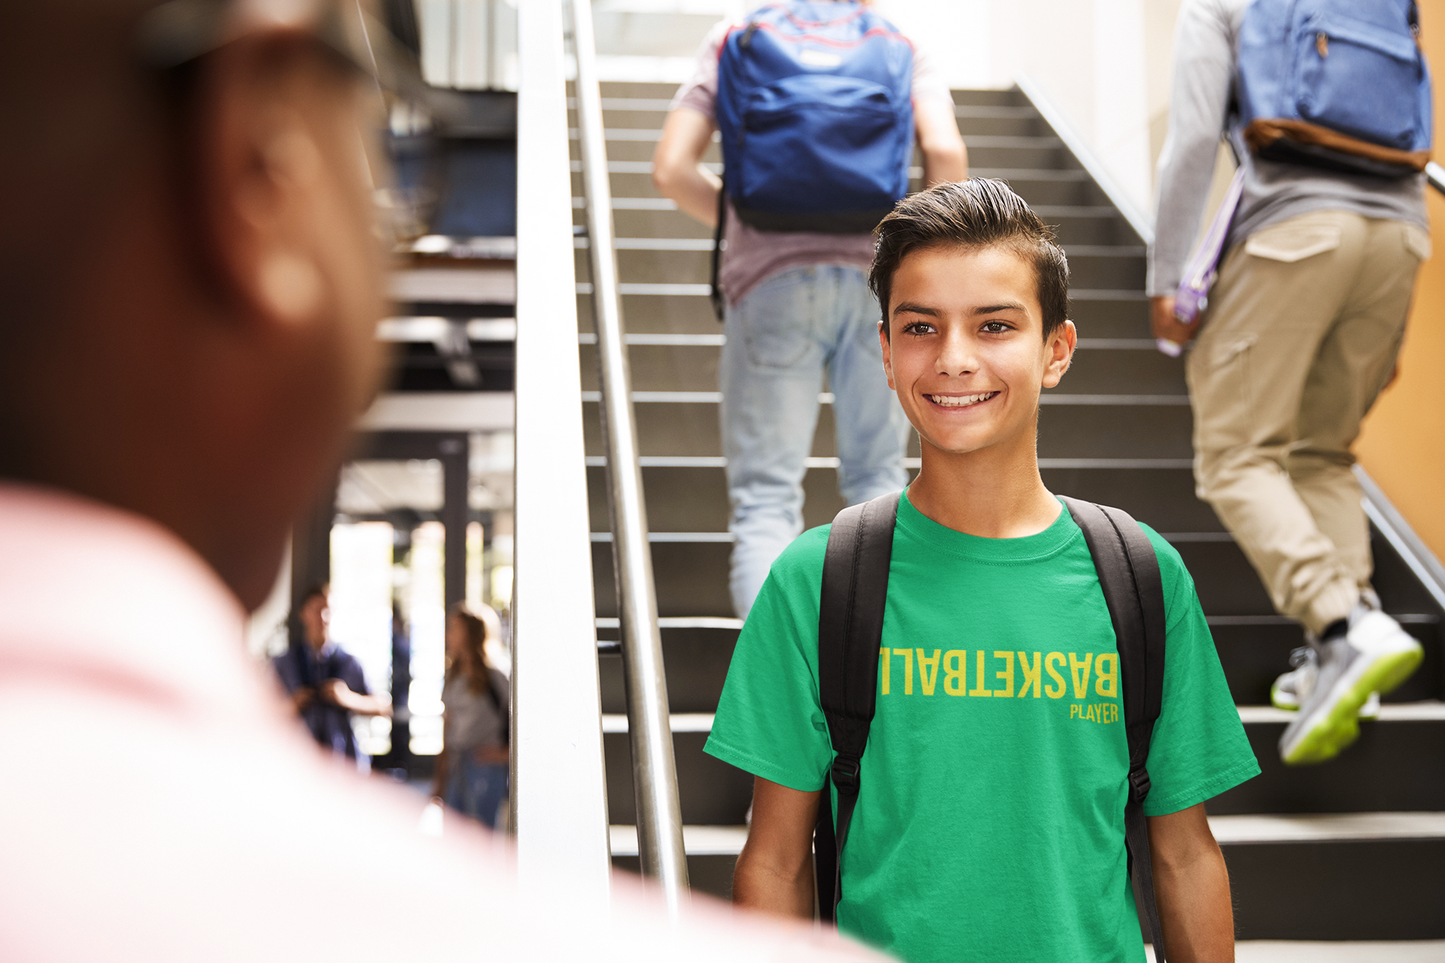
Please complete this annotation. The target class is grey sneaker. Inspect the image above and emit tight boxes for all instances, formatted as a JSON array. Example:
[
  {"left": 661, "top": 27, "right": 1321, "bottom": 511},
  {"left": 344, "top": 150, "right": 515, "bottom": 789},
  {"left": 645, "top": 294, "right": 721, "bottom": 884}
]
[
  {"left": 1279, "top": 607, "right": 1422, "bottom": 765},
  {"left": 1271, "top": 644, "right": 1380, "bottom": 719}
]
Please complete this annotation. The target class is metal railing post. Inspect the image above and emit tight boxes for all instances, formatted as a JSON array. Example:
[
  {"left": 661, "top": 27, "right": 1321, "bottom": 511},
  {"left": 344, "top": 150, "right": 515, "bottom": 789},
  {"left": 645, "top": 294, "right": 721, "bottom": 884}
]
[{"left": 568, "top": 0, "right": 690, "bottom": 912}]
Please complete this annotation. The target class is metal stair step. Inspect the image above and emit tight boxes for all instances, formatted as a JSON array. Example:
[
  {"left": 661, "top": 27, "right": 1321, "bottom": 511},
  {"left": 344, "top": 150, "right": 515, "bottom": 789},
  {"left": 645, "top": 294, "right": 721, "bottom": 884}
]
[
  {"left": 586, "top": 537, "right": 1279, "bottom": 619},
  {"left": 604, "top": 816, "right": 1445, "bottom": 937},
  {"left": 598, "top": 623, "right": 739, "bottom": 714},
  {"left": 585, "top": 462, "right": 1222, "bottom": 535},
  {"left": 598, "top": 709, "right": 1445, "bottom": 823},
  {"left": 951, "top": 88, "right": 1030, "bottom": 108}
]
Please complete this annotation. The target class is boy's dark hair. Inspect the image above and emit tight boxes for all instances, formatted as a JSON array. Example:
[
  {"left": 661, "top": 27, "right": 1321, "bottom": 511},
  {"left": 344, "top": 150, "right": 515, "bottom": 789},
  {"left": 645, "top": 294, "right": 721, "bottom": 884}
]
[{"left": 869, "top": 179, "right": 1069, "bottom": 339}]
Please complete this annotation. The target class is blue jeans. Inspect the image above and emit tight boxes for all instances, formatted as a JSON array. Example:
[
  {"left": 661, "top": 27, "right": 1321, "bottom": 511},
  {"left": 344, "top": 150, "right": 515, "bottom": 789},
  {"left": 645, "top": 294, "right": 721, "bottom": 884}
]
[
  {"left": 444, "top": 754, "right": 509, "bottom": 829},
  {"left": 721, "top": 265, "right": 910, "bottom": 617}
]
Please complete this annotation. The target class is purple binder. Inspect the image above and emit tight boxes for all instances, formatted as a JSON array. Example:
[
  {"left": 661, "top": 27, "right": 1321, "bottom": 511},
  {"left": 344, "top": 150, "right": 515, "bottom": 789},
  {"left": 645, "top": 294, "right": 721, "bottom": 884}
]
[{"left": 1174, "top": 167, "right": 1246, "bottom": 325}]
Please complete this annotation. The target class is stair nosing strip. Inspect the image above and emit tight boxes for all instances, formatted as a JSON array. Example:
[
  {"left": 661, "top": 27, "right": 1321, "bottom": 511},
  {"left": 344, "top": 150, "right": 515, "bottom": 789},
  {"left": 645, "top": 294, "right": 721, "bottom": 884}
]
[
  {"left": 1238, "top": 702, "right": 1445, "bottom": 723},
  {"left": 604, "top": 814, "right": 1445, "bottom": 858}
]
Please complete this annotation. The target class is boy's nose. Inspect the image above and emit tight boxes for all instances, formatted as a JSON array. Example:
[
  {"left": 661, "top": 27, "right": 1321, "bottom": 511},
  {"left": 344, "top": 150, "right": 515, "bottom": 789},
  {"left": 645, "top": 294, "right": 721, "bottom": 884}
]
[{"left": 935, "top": 333, "right": 978, "bottom": 376}]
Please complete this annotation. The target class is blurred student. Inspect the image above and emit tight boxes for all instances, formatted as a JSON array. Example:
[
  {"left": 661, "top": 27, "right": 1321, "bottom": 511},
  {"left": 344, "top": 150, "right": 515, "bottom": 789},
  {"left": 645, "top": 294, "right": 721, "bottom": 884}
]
[
  {"left": 273, "top": 584, "right": 392, "bottom": 769},
  {"left": 1149, "top": 0, "right": 1428, "bottom": 764},
  {"left": 652, "top": 0, "right": 967, "bottom": 617},
  {"left": 0, "top": 1, "right": 888, "bottom": 960},
  {"left": 432, "top": 603, "right": 511, "bottom": 828}
]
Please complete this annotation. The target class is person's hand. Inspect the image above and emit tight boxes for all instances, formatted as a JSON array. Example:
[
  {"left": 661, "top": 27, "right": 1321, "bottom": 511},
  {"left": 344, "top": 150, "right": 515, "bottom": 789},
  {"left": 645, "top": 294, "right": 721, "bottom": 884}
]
[
  {"left": 1150, "top": 295, "right": 1198, "bottom": 349},
  {"left": 317, "top": 678, "right": 351, "bottom": 706},
  {"left": 291, "top": 687, "right": 315, "bottom": 713}
]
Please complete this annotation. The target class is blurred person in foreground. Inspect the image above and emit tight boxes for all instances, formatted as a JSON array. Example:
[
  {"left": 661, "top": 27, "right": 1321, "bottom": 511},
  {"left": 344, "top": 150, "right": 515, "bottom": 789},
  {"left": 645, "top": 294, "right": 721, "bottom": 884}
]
[
  {"left": 0, "top": 1, "right": 889, "bottom": 960},
  {"left": 431, "top": 603, "right": 511, "bottom": 828},
  {"left": 273, "top": 584, "right": 392, "bottom": 770}
]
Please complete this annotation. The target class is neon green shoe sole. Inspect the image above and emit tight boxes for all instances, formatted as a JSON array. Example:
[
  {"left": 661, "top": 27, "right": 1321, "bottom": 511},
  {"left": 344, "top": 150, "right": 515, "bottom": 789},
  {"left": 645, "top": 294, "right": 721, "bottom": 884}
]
[{"left": 1281, "top": 647, "right": 1422, "bottom": 766}]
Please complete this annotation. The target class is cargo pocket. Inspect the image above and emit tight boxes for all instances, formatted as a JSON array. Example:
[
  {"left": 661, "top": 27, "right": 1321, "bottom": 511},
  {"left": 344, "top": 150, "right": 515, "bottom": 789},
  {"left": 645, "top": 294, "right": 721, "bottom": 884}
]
[
  {"left": 1404, "top": 225, "right": 1432, "bottom": 263},
  {"left": 1192, "top": 333, "right": 1259, "bottom": 451},
  {"left": 1244, "top": 221, "right": 1343, "bottom": 263}
]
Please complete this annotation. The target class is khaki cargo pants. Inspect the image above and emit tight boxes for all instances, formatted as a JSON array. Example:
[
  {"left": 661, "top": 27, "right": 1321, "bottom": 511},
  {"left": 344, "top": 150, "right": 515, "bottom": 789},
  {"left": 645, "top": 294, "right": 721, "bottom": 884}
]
[{"left": 1187, "top": 210, "right": 1431, "bottom": 636}]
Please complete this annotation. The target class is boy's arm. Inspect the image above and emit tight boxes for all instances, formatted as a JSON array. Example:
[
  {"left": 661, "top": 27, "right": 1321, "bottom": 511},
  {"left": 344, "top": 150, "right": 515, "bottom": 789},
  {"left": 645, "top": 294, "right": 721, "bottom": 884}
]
[
  {"left": 914, "top": 95, "right": 967, "bottom": 186},
  {"left": 733, "top": 776, "right": 822, "bottom": 920},
  {"left": 1148, "top": 803, "right": 1235, "bottom": 963},
  {"left": 652, "top": 107, "right": 722, "bottom": 227}
]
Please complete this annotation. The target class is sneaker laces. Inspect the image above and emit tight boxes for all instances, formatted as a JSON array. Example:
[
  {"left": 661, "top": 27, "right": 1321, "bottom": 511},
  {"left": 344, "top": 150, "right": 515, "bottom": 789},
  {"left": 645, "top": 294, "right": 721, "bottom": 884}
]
[{"left": 1287, "top": 645, "right": 1316, "bottom": 669}]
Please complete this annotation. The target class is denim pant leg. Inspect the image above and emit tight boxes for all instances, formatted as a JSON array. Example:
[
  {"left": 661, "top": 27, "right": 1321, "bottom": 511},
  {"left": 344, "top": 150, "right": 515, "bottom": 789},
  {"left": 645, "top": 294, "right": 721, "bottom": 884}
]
[
  {"left": 823, "top": 269, "right": 911, "bottom": 504},
  {"left": 721, "top": 267, "right": 825, "bottom": 618},
  {"left": 449, "top": 754, "right": 509, "bottom": 829}
]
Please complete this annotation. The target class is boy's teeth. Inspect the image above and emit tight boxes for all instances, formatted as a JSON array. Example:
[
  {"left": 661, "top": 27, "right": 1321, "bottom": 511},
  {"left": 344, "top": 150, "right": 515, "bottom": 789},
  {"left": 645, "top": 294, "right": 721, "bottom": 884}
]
[{"left": 929, "top": 392, "right": 996, "bottom": 407}]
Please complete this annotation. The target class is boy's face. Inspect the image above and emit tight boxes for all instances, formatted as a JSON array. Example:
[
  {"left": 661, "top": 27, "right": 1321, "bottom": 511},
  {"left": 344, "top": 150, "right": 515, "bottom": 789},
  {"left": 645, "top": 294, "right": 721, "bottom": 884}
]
[{"left": 879, "top": 244, "right": 1075, "bottom": 462}]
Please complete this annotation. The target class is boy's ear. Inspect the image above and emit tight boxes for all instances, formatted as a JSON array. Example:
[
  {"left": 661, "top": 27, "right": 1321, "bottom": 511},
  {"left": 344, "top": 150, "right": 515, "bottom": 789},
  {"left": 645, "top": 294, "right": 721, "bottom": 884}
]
[
  {"left": 1041, "top": 319, "right": 1077, "bottom": 389},
  {"left": 879, "top": 320, "right": 896, "bottom": 391}
]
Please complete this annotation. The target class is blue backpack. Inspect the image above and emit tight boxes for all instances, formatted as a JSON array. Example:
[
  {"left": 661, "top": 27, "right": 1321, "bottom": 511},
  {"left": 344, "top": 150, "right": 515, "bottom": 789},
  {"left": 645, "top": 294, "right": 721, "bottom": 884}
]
[
  {"left": 1236, "top": 0, "right": 1432, "bottom": 177},
  {"left": 715, "top": 1, "right": 914, "bottom": 232}
]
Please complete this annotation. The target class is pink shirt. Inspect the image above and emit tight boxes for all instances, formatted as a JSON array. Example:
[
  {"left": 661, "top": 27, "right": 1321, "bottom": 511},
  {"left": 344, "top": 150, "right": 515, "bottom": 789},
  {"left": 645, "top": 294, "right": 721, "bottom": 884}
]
[
  {"left": 0, "top": 483, "right": 892, "bottom": 962},
  {"left": 672, "top": 17, "right": 952, "bottom": 305}
]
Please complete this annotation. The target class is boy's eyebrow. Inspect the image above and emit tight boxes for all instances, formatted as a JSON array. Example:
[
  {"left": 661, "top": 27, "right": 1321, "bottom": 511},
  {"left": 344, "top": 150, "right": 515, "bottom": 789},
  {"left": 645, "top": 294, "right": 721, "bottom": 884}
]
[
  {"left": 891, "top": 301, "right": 940, "bottom": 317},
  {"left": 970, "top": 301, "right": 1028, "bottom": 316}
]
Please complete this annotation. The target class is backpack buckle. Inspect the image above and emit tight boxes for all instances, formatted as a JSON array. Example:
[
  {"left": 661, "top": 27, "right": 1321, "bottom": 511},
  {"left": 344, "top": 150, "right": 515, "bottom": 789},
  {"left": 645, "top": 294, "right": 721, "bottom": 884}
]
[
  {"left": 1129, "top": 767, "right": 1151, "bottom": 803},
  {"left": 831, "top": 757, "right": 861, "bottom": 790}
]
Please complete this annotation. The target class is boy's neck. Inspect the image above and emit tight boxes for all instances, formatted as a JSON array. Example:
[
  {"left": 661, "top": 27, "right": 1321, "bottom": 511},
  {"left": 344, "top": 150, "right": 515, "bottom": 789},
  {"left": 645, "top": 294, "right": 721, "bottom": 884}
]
[{"left": 906, "top": 434, "right": 1060, "bottom": 540}]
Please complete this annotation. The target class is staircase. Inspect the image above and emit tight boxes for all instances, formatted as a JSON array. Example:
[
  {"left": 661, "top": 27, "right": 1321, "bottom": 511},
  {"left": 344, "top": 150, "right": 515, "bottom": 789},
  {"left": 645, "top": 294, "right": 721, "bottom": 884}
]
[{"left": 571, "top": 82, "right": 1445, "bottom": 939}]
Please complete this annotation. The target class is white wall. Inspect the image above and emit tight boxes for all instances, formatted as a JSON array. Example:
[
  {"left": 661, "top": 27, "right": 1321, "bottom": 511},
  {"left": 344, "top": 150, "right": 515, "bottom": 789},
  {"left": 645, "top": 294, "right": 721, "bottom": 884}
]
[{"left": 876, "top": 0, "right": 1163, "bottom": 217}]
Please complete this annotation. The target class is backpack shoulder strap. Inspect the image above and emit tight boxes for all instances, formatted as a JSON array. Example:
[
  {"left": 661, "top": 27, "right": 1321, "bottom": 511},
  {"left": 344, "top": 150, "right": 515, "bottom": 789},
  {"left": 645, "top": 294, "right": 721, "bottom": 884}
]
[
  {"left": 814, "top": 490, "right": 900, "bottom": 923},
  {"left": 1059, "top": 496, "right": 1168, "bottom": 961}
]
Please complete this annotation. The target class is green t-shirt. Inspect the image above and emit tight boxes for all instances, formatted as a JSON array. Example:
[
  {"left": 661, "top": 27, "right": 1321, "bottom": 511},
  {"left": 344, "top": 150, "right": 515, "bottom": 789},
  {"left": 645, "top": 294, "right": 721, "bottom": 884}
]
[{"left": 705, "top": 491, "right": 1260, "bottom": 963}]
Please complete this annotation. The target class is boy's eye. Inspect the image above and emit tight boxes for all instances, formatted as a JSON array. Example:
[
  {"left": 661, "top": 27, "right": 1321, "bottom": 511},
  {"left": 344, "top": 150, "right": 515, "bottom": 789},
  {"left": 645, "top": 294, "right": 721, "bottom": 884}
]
[
  {"left": 902, "top": 321, "right": 936, "bottom": 335},
  {"left": 982, "top": 321, "right": 1012, "bottom": 334}
]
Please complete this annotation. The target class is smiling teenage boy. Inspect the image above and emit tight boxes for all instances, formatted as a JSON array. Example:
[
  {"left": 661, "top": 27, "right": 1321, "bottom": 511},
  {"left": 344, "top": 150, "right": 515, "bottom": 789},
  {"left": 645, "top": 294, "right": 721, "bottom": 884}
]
[{"left": 705, "top": 180, "right": 1260, "bottom": 963}]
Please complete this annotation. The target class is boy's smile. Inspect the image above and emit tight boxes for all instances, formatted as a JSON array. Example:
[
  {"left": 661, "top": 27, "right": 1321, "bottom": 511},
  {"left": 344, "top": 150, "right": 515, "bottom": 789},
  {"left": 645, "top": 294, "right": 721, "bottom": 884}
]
[{"left": 879, "top": 245, "right": 1075, "bottom": 461}]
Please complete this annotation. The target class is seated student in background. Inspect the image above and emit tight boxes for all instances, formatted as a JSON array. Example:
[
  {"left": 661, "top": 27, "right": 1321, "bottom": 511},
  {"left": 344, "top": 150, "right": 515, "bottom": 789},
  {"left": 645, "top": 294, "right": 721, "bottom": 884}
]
[
  {"left": 0, "top": 1, "right": 890, "bottom": 959},
  {"left": 432, "top": 602, "right": 511, "bottom": 829},
  {"left": 273, "top": 584, "right": 392, "bottom": 770},
  {"left": 706, "top": 179, "right": 1260, "bottom": 963}
]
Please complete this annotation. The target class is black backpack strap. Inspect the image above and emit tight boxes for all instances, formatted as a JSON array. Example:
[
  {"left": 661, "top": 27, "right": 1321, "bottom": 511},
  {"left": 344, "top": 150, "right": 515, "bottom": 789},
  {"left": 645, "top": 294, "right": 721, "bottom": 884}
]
[
  {"left": 1059, "top": 496, "right": 1169, "bottom": 962},
  {"left": 814, "top": 490, "right": 900, "bottom": 923},
  {"left": 709, "top": 188, "right": 727, "bottom": 321}
]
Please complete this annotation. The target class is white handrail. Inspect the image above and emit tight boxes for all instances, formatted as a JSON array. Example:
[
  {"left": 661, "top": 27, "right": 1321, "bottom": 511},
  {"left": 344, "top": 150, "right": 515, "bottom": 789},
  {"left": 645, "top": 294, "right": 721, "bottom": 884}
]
[
  {"left": 1426, "top": 160, "right": 1445, "bottom": 197},
  {"left": 1014, "top": 73, "right": 1156, "bottom": 246},
  {"left": 512, "top": 0, "right": 612, "bottom": 902}
]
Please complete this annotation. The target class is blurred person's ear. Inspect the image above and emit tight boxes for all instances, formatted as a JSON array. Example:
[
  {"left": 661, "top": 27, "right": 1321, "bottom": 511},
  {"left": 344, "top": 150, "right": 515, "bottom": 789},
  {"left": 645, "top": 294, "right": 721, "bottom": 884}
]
[{"left": 189, "top": 30, "right": 385, "bottom": 411}]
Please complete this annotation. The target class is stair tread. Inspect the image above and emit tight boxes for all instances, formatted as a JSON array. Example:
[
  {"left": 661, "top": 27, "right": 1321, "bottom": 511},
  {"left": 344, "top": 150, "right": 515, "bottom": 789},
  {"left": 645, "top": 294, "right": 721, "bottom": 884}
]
[{"left": 606, "top": 812, "right": 1445, "bottom": 858}]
